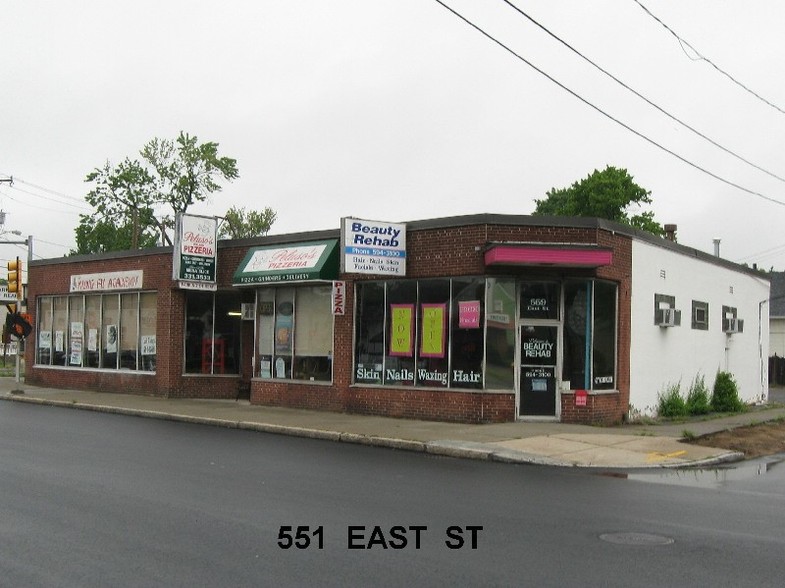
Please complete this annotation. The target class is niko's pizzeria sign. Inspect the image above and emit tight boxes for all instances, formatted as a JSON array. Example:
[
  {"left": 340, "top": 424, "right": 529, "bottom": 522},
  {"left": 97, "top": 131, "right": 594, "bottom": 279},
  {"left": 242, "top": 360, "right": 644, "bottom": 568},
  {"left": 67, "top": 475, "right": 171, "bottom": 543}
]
[{"left": 173, "top": 213, "right": 218, "bottom": 291}]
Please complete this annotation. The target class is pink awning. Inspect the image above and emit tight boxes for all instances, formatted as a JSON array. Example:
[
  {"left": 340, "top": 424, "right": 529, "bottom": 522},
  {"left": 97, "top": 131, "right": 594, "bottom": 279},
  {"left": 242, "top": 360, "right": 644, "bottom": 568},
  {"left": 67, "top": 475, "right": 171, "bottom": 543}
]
[{"left": 484, "top": 245, "right": 613, "bottom": 268}]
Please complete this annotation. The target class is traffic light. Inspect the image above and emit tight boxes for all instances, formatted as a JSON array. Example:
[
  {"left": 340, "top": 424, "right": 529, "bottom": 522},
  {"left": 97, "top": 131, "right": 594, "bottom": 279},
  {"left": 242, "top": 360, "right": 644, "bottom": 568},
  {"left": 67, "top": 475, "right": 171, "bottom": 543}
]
[
  {"left": 5, "top": 311, "right": 32, "bottom": 339},
  {"left": 7, "top": 257, "right": 21, "bottom": 300}
]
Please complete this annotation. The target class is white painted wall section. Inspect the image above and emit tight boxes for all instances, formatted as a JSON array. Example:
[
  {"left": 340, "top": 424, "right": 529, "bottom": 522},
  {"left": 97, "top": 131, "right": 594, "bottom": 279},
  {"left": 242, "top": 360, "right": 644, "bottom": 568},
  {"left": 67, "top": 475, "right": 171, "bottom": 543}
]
[{"left": 629, "top": 240, "right": 769, "bottom": 415}]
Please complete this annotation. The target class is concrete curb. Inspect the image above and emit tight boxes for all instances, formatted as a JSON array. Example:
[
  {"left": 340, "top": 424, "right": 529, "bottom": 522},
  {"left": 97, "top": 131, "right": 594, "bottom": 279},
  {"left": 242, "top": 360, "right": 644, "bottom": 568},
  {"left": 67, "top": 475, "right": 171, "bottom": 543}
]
[{"left": 0, "top": 393, "right": 748, "bottom": 468}]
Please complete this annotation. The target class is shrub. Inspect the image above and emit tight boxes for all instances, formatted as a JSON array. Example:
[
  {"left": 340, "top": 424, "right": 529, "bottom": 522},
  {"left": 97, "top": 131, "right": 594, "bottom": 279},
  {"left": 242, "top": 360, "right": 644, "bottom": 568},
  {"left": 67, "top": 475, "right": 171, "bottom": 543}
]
[
  {"left": 686, "top": 374, "right": 711, "bottom": 416},
  {"left": 710, "top": 371, "right": 744, "bottom": 413},
  {"left": 657, "top": 381, "right": 687, "bottom": 418}
]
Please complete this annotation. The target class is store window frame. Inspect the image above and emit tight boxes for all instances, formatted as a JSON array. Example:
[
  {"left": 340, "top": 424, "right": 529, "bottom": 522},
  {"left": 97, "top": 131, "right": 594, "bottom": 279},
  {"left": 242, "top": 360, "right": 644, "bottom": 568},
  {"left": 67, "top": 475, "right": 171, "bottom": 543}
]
[
  {"left": 561, "top": 279, "right": 618, "bottom": 392},
  {"left": 353, "top": 276, "right": 510, "bottom": 390},
  {"left": 34, "top": 292, "right": 156, "bottom": 373},
  {"left": 183, "top": 290, "right": 243, "bottom": 376},
  {"left": 253, "top": 283, "right": 335, "bottom": 383}
]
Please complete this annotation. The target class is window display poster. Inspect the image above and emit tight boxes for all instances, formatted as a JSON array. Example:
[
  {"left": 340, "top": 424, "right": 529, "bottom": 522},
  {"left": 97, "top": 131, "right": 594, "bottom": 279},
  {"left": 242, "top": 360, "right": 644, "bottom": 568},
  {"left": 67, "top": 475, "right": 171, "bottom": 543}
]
[
  {"left": 274, "top": 310, "right": 293, "bottom": 354},
  {"left": 55, "top": 330, "right": 64, "bottom": 353},
  {"left": 141, "top": 335, "right": 156, "bottom": 356},
  {"left": 420, "top": 303, "right": 446, "bottom": 358},
  {"left": 458, "top": 300, "right": 481, "bottom": 329},
  {"left": 88, "top": 329, "right": 98, "bottom": 352},
  {"left": 39, "top": 331, "right": 52, "bottom": 350},
  {"left": 70, "top": 322, "right": 84, "bottom": 365},
  {"left": 259, "top": 356, "right": 272, "bottom": 379},
  {"left": 106, "top": 325, "right": 118, "bottom": 353},
  {"left": 389, "top": 304, "right": 414, "bottom": 356}
]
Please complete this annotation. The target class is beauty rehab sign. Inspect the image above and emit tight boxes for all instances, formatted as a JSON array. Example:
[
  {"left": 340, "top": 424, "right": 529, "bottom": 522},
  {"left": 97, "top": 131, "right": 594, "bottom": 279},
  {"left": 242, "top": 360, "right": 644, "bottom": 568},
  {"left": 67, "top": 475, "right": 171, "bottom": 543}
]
[{"left": 342, "top": 218, "right": 406, "bottom": 276}]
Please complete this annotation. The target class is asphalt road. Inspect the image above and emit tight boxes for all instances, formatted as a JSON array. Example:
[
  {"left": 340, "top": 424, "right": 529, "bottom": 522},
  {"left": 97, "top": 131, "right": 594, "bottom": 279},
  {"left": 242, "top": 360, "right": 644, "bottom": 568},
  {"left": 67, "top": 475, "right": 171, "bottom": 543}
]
[{"left": 2, "top": 402, "right": 784, "bottom": 587}]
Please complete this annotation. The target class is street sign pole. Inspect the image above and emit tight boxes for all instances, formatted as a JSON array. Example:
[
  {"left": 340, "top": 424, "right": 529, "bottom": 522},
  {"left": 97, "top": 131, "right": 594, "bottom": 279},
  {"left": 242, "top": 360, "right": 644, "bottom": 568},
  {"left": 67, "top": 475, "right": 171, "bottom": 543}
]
[{"left": 14, "top": 336, "right": 21, "bottom": 390}]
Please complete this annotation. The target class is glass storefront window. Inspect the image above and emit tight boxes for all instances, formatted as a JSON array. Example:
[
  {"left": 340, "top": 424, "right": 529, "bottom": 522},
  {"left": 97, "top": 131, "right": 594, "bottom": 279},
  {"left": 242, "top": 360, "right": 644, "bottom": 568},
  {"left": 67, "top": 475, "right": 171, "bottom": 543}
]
[
  {"left": 185, "top": 291, "right": 212, "bottom": 373},
  {"left": 385, "top": 281, "right": 417, "bottom": 386},
  {"left": 34, "top": 292, "right": 157, "bottom": 372},
  {"left": 592, "top": 281, "right": 617, "bottom": 390},
  {"left": 213, "top": 293, "right": 242, "bottom": 375},
  {"left": 354, "top": 282, "right": 385, "bottom": 385},
  {"left": 36, "top": 297, "right": 53, "bottom": 365},
  {"left": 563, "top": 281, "right": 590, "bottom": 389},
  {"left": 120, "top": 293, "right": 139, "bottom": 370},
  {"left": 184, "top": 290, "right": 241, "bottom": 375},
  {"left": 485, "top": 278, "right": 515, "bottom": 390},
  {"left": 140, "top": 293, "right": 157, "bottom": 371},
  {"left": 353, "top": 277, "right": 616, "bottom": 393},
  {"left": 450, "top": 278, "right": 485, "bottom": 389},
  {"left": 353, "top": 277, "right": 515, "bottom": 391},
  {"left": 293, "top": 286, "right": 333, "bottom": 381},
  {"left": 68, "top": 297, "right": 85, "bottom": 367},
  {"left": 257, "top": 289, "right": 275, "bottom": 378},
  {"left": 255, "top": 285, "right": 333, "bottom": 381},
  {"left": 102, "top": 295, "right": 120, "bottom": 369},
  {"left": 273, "top": 288, "right": 295, "bottom": 379},
  {"left": 563, "top": 281, "right": 618, "bottom": 391},
  {"left": 85, "top": 296, "right": 101, "bottom": 368},
  {"left": 53, "top": 297, "right": 68, "bottom": 366},
  {"left": 417, "top": 279, "right": 450, "bottom": 388}
]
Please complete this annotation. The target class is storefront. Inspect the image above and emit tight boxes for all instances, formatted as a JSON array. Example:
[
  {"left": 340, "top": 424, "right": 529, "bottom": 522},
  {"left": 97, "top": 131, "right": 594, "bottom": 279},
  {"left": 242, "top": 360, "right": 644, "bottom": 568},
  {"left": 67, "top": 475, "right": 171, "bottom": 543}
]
[{"left": 25, "top": 214, "right": 768, "bottom": 424}]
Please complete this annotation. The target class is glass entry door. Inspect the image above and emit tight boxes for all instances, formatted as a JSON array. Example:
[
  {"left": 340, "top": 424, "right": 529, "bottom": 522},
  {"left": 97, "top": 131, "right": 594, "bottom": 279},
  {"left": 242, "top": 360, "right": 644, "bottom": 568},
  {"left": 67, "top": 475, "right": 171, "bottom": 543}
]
[{"left": 519, "top": 324, "right": 558, "bottom": 417}]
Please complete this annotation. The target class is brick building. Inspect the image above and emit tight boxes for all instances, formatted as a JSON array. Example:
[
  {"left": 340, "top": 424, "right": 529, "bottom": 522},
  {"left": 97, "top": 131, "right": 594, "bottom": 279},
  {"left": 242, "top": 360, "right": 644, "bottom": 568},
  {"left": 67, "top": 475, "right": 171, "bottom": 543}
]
[{"left": 25, "top": 214, "right": 769, "bottom": 424}]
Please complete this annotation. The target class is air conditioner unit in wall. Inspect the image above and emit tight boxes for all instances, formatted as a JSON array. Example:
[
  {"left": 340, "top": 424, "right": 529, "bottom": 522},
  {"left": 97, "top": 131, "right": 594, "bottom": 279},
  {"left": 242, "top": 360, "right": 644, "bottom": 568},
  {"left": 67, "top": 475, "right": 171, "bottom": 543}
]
[
  {"left": 241, "top": 303, "right": 255, "bottom": 321},
  {"left": 656, "top": 308, "right": 680, "bottom": 327}
]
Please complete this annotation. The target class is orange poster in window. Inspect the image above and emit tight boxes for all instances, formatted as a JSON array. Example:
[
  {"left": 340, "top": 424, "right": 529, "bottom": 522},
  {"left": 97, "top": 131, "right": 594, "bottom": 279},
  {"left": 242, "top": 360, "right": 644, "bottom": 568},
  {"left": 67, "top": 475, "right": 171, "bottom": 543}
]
[
  {"left": 420, "top": 303, "right": 446, "bottom": 358},
  {"left": 389, "top": 304, "right": 414, "bottom": 356}
]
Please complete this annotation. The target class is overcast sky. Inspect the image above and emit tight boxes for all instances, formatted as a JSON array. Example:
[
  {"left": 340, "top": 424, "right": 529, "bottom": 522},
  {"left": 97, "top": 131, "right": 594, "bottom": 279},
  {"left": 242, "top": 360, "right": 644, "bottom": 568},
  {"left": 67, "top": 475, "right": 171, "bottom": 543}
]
[{"left": 2, "top": 1, "right": 785, "bottom": 270}]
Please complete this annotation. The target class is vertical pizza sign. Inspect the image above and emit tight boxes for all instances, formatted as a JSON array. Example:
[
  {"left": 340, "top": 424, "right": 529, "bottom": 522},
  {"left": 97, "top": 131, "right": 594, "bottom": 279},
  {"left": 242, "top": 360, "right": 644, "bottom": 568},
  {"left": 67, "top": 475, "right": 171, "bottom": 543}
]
[{"left": 173, "top": 213, "right": 218, "bottom": 291}]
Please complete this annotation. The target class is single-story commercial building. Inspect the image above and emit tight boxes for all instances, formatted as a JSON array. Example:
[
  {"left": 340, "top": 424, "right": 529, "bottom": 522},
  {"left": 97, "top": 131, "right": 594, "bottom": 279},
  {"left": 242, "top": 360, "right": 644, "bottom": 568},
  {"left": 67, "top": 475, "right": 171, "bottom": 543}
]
[{"left": 25, "top": 214, "right": 770, "bottom": 424}]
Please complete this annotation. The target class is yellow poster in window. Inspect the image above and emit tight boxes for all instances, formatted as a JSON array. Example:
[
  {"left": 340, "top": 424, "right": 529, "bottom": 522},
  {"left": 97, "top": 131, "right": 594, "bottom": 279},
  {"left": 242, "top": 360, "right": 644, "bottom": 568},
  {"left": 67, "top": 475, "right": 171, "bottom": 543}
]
[
  {"left": 389, "top": 304, "right": 414, "bottom": 356},
  {"left": 420, "top": 303, "right": 446, "bottom": 358}
]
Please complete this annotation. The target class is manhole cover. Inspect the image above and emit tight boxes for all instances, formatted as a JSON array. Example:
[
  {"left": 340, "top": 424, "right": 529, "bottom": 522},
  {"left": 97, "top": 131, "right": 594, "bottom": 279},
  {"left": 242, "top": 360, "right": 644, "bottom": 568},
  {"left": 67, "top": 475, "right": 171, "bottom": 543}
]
[{"left": 599, "top": 532, "right": 674, "bottom": 546}]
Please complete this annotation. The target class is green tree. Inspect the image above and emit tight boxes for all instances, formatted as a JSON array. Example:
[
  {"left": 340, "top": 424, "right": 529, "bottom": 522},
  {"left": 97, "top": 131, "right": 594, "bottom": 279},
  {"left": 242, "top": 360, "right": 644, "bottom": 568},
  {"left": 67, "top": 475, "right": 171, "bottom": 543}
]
[
  {"left": 533, "top": 166, "right": 665, "bottom": 236},
  {"left": 73, "top": 216, "right": 160, "bottom": 255},
  {"left": 219, "top": 205, "right": 277, "bottom": 239},
  {"left": 141, "top": 131, "right": 239, "bottom": 243},
  {"left": 73, "top": 158, "right": 161, "bottom": 254},
  {"left": 75, "top": 131, "right": 252, "bottom": 253}
]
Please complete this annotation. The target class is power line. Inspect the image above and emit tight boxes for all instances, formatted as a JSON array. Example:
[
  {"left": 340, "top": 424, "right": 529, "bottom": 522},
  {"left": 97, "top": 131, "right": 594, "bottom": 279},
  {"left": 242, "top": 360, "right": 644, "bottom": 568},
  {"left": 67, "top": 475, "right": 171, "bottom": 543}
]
[
  {"left": 9, "top": 185, "right": 91, "bottom": 210},
  {"left": 433, "top": 0, "right": 785, "bottom": 209},
  {"left": 735, "top": 242, "right": 785, "bottom": 264},
  {"left": 632, "top": 0, "right": 785, "bottom": 116},
  {"left": 501, "top": 0, "right": 785, "bottom": 185},
  {"left": 0, "top": 189, "right": 83, "bottom": 216},
  {"left": 6, "top": 176, "right": 87, "bottom": 205}
]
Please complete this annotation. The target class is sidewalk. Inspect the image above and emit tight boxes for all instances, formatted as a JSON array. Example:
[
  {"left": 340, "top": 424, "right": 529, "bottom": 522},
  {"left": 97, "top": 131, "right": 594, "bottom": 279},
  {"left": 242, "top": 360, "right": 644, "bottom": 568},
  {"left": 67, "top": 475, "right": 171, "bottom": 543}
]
[{"left": 3, "top": 378, "right": 784, "bottom": 469}]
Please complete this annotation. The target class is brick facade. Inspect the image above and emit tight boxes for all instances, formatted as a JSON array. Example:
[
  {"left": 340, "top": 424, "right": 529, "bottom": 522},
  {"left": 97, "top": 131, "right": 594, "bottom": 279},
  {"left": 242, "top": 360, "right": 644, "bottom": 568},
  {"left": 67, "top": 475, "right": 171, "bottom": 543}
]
[{"left": 26, "top": 215, "right": 633, "bottom": 425}]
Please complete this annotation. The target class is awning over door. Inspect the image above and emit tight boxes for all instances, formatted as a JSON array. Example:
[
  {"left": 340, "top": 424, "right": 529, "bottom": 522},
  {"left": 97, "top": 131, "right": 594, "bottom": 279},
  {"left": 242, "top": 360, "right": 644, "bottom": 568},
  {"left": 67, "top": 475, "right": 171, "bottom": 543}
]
[
  {"left": 484, "top": 244, "right": 613, "bottom": 268},
  {"left": 233, "top": 239, "right": 339, "bottom": 285}
]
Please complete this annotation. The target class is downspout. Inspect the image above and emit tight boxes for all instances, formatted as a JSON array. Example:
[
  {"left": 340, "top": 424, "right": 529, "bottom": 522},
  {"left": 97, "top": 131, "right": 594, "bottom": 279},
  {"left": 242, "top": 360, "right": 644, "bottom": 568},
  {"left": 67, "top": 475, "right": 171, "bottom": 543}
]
[{"left": 759, "top": 298, "right": 769, "bottom": 403}]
